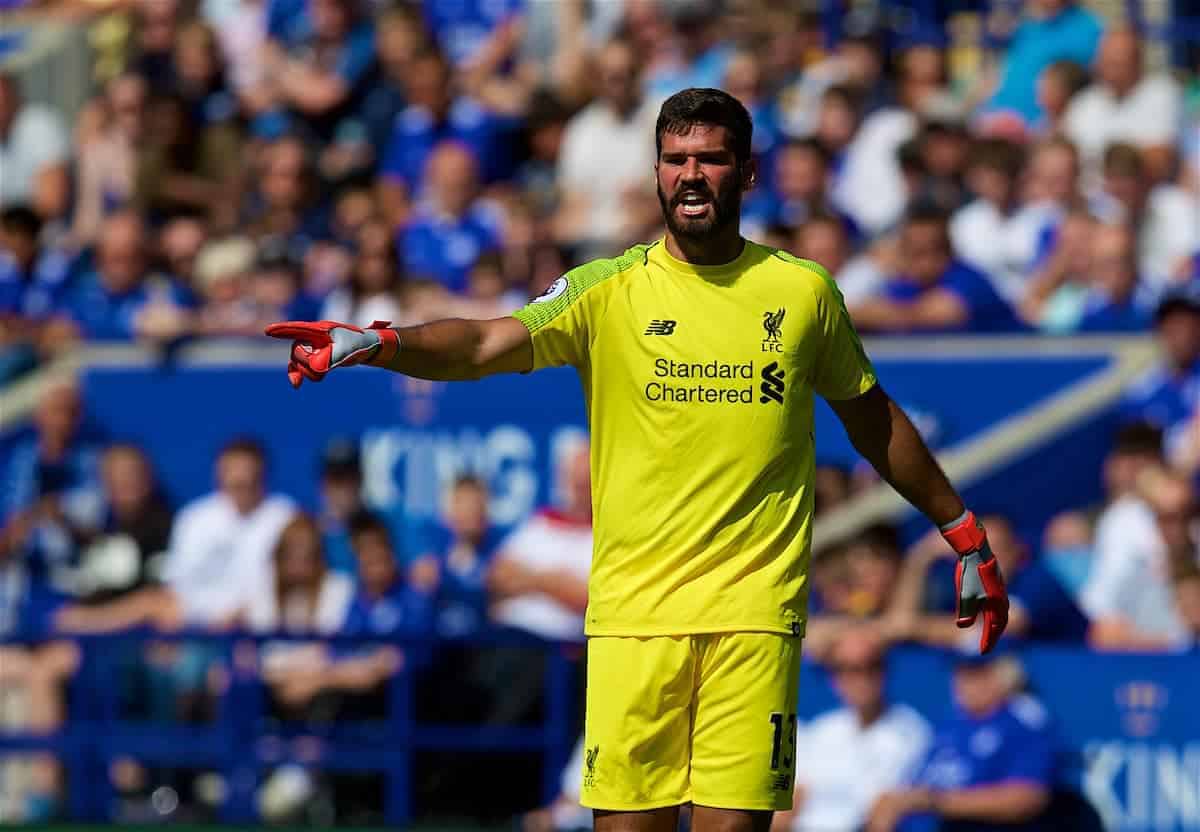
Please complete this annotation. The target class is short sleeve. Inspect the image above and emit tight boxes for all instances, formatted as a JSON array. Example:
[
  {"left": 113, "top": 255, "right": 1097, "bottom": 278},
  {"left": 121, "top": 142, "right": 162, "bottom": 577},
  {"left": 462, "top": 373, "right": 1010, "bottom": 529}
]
[
  {"left": 998, "top": 700, "right": 1054, "bottom": 785},
  {"left": 807, "top": 262, "right": 878, "bottom": 400},
  {"left": 512, "top": 249, "right": 642, "bottom": 370}
]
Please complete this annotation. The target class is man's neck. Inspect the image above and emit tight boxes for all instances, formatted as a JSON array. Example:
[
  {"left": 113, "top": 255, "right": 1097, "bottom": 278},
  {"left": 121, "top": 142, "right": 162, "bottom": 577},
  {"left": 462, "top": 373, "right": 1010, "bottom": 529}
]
[
  {"left": 665, "top": 229, "right": 745, "bottom": 266},
  {"left": 856, "top": 702, "right": 885, "bottom": 728}
]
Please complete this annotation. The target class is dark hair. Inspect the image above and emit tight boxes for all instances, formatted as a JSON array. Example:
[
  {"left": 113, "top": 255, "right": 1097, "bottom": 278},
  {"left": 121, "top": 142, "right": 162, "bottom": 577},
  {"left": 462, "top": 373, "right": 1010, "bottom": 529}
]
[
  {"left": 1103, "top": 142, "right": 1144, "bottom": 178},
  {"left": 821, "top": 83, "right": 864, "bottom": 114},
  {"left": 967, "top": 137, "right": 1025, "bottom": 180},
  {"left": 219, "top": 436, "right": 267, "bottom": 465},
  {"left": 904, "top": 200, "right": 951, "bottom": 228},
  {"left": 1043, "top": 59, "right": 1090, "bottom": 100},
  {"left": 799, "top": 210, "right": 848, "bottom": 235},
  {"left": 1112, "top": 421, "right": 1164, "bottom": 458},
  {"left": 655, "top": 88, "right": 753, "bottom": 164},
  {"left": 780, "top": 137, "right": 830, "bottom": 168},
  {"left": 896, "top": 138, "right": 926, "bottom": 175},
  {"left": 0, "top": 204, "right": 41, "bottom": 239},
  {"left": 348, "top": 509, "right": 391, "bottom": 541}
]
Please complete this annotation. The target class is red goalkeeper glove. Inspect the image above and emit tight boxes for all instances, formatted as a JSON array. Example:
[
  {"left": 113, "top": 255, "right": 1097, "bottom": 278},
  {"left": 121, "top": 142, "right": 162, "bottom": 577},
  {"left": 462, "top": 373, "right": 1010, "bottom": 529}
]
[
  {"left": 264, "top": 320, "right": 400, "bottom": 388},
  {"left": 942, "top": 511, "right": 1009, "bottom": 654}
]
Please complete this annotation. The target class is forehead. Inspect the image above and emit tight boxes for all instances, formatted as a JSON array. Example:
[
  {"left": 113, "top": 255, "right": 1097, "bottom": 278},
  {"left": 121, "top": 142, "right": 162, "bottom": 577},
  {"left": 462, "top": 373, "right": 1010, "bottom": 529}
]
[{"left": 659, "top": 123, "right": 735, "bottom": 156}]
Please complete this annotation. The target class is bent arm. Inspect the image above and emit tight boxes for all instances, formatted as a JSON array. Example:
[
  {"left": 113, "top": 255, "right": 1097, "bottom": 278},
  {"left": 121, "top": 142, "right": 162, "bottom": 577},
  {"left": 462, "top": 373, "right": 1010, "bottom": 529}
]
[
  {"left": 377, "top": 317, "right": 533, "bottom": 381},
  {"left": 935, "top": 782, "right": 1049, "bottom": 824},
  {"left": 827, "top": 385, "right": 964, "bottom": 527}
]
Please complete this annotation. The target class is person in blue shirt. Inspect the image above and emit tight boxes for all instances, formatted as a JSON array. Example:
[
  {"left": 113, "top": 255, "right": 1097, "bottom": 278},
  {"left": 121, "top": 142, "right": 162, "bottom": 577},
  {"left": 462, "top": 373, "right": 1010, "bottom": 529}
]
[
  {"left": 849, "top": 204, "right": 1025, "bottom": 334},
  {"left": 342, "top": 512, "right": 435, "bottom": 643},
  {"left": 1076, "top": 223, "right": 1153, "bottom": 333},
  {"left": 422, "top": 0, "right": 523, "bottom": 69},
  {"left": 984, "top": 0, "right": 1102, "bottom": 128},
  {"left": 316, "top": 437, "right": 367, "bottom": 577},
  {"left": 54, "top": 212, "right": 187, "bottom": 342},
  {"left": 868, "top": 651, "right": 1056, "bottom": 832},
  {"left": 889, "top": 514, "right": 1089, "bottom": 645},
  {"left": 0, "top": 206, "right": 76, "bottom": 380},
  {"left": 379, "top": 46, "right": 511, "bottom": 220},
  {"left": 0, "top": 382, "right": 102, "bottom": 597},
  {"left": 398, "top": 141, "right": 504, "bottom": 294},
  {"left": 407, "top": 474, "right": 501, "bottom": 639},
  {"left": 1121, "top": 281, "right": 1200, "bottom": 449}
]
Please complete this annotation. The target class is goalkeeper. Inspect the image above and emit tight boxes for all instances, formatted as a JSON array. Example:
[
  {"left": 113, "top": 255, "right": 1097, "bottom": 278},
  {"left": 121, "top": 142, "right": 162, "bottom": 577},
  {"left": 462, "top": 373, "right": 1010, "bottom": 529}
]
[{"left": 266, "top": 88, "right": 1008, "bottom": 832}]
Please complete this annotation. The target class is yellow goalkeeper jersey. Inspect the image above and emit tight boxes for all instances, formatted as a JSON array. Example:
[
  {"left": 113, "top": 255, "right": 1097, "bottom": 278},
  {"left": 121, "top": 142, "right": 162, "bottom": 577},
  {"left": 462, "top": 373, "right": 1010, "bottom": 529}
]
[{"left": 512, "top": 239, "right": 877, "bottom": 637}]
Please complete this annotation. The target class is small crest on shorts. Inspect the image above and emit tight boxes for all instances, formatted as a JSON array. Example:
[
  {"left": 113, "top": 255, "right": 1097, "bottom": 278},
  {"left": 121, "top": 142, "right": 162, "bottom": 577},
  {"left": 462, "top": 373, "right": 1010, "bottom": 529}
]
[{"left": 583, "top": 745, "right": 599, "bottom": 789}]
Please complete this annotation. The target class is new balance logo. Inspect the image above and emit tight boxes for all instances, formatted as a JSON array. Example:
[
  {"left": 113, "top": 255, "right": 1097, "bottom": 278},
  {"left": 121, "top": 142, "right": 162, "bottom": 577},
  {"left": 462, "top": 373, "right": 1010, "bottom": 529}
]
[
  {"left": 644, "top": 320, "right": 677, "bottom": 335},
  {"left": 760, "top": 362, "right": 785, "bottom": 404}
]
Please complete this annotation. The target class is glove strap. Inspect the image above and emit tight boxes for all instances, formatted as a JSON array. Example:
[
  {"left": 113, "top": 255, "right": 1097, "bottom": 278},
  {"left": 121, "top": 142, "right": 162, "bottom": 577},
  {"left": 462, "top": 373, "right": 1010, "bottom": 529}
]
[
  {"left": 366, "top": 321, "right": 400, "bottom": 366},
  {"left": 941, "top": 510, "right": 986, "bottom": 556}
]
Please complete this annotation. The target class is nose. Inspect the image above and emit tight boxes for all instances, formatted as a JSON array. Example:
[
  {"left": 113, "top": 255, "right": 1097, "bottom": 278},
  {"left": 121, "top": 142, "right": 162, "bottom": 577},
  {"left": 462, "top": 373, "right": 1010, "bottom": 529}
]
[{"left": 680, "top": 157, "right": 703, "bottom": 182}]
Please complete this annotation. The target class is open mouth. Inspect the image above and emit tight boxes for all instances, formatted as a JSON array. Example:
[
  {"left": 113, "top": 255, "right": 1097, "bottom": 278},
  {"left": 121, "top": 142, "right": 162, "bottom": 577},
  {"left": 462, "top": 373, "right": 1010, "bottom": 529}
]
[{"left": 676, "top": 191, "right": 713, "bottom": 218}]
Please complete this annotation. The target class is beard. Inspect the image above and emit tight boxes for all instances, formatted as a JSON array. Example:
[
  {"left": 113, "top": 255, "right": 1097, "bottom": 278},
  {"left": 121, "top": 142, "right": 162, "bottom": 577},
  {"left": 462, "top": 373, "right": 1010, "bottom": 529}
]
[{"left": 657, "top": 177, "right": 743, "bottom": 241}]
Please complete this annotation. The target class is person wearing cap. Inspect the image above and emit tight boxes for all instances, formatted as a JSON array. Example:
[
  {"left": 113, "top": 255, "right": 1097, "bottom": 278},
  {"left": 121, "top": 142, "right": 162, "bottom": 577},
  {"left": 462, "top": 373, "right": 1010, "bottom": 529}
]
[
  {"left": 772, "top": 627, "right": 931, "bottom": 832},
  {"left": 317, "top": 437, "right": 368, "bottom": 576},
  {"left": 865, "top": 651, "right": 1055, "bottom": 832}
]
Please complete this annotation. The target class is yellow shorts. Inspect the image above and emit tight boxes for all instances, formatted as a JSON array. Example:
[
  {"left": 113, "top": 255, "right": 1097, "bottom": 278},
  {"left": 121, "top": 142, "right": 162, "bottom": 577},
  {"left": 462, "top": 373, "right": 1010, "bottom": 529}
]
[{"left": 580, "top": 632, "right": 802, "bottom": 812}]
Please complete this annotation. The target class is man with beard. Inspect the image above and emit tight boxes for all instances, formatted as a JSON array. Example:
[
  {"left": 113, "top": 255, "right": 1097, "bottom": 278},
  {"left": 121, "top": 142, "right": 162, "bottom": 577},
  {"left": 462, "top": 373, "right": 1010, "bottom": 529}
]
[{"left": 264, "top": 88, "right": 1008, "bottom": 832}]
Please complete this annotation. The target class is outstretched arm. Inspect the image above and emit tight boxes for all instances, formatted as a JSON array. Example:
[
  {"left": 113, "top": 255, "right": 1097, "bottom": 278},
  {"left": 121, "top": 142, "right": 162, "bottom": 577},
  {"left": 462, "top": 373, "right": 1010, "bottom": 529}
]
[
  {"left": 377, "top": 317, "right": 534, "bottom": 381},
  {"left": 264, "top": 316, "right": 534, "bottom": 386}
]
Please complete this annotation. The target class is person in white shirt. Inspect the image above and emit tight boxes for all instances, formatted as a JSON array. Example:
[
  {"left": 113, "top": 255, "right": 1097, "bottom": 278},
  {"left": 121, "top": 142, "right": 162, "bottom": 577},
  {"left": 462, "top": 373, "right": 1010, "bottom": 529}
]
[
  {"left": 487, "top": 440, "right": 592, "bottom": 641},
  {"left": 951, "top": 138, "right": 1054, "bottom": 303},
  {"left": 1092, "top": 143, "right": 1200, "bottom": 300},
  {"left": 554, "top": 39, "right": 660, "bottom": 258},
  {"left": 1064, "top": 27, "right": 1182, "bottom": 185},
  {"left": 56, "top": 438, "right": 296, "bottom": 632},
  {"left": 0, "top": 73, "right": 69, "bottom": 211},
  {"left": 1083, "top": 463, "right": 1197, "bottom": 652},
  {"left": 771, "top": 627, "right": 931, "bottom": 832}
]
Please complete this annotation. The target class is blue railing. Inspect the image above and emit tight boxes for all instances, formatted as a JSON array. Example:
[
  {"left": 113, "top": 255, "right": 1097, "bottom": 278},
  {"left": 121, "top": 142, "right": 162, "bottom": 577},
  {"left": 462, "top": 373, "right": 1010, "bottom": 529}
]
[{"left": 0, "top": 630, "right": 579, "bottom": 825}]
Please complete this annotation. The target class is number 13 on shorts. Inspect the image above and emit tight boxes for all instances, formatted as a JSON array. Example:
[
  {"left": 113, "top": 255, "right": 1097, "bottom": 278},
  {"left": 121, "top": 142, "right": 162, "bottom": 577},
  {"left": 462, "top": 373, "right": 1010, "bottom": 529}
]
[{"left": 769, "top": 711, "right": 798, "bottom": 780}]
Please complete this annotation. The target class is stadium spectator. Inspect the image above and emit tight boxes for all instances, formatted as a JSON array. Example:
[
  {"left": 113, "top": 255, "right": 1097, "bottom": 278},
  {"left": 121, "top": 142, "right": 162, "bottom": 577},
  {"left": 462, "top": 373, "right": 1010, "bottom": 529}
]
[
  {"left": 1032, "top": 60, "right": 1089, "bottom": 137},
  {"left": 313, "top": 437, "right": 367, "bottom": 576},
  {"left": 0, "top": 206, "right": 68, "bottom": 381},
  {"left": 759, "top": 139, "right": 853, "bottom": 235},
  {"left": 398, "top": 141, "right": 503, "bottom": 295},
  {"left": 640, "top": 0, "right": 734, "bottom": 101},
  {"left": 358, "top": 7, "right": 423, "bottom": 156},
  {"left": 56, "top": 437, "right": 295, "bottom": 633},
  {"left": 423, "top": 0, "right": 522, "bottom": 71},
  {"left": 71, "top": 73, "right": 148, "bottom": 248},
  {"left": 721, "top": 49, "right": 781, "bottom": 165},
  {"left": 849, "top": 204, "right": 1023, "bottom": 334},
  {"left": 1073, "top": 223, "right": 1152, "bottom": 333},
  {"left": 950, "top": 138, "right": 1047, "bottom": 302},
  {"left": 320, "top": 218, "right": 405, "bottom": 326},
  {"left": 408, "top": 475, "right": 500, "bottom": 638},
  {"left": 245, "top": 512, "right": 355, "bottom": 822},
  {"left": 1081, "top": 427, "right": 1195, "bottom": 651},
  {"left": 487, "top": 441, "right": 591, "bottom": 641},
  {"left": 834, "top": 43, "right": 954, "bottom": 236},
  {"left": 1093, "top": 143, "right": 1199, "bottom": 296},
  {"left": 1017, "top": 208, "right": 1095, "bottom": 332},
  {"left": 775, "top": 30, "right": 887, "bottom": 139},
  {"left": 554, "top": 37, "right": 659, "bottom": 258},
  {"left": 1143, "top": 468, "right": 1200, "bottom": 640},
  {"left": 794, "top": 212, "right": 883, "bottom": 307},
  {"left": 157, "top": 215, "right": 209, "bottom": 290},
  {"left": 866, "top": 651, "right": 1055, "bottom": 832},
  {"left": 191, "top": 236, "right": 260, "bottom": 336},
  {"left": 1064, "top": 27, "right": 1183, "bottom": 184},
  {"left": 772, "top": 627, "right": 931, "bottom": 832},
  {"left": 0, "top": 381, "right": 101, "bottom": 599},
  {"left": 54, "top": 211, "right": 190, "bottom": 342},
  {"left": 0, "top": 74, "right": 70, "bottom": 216},
  {"left": 68, "top": 442, "right": 172, "bottom": 603},
  {"left": 885, "top": 514, "right": 1088, "bottom": 645},
  {"left": 983, "top": 0, "right": 1102, "bottom": 127},
  {"left": 378, "top": 45, "right": 510, "bottom": 222},
  {"left": 1122, "top": 282, "right": 1200, "bottom": 451},
  {"left": 244, "top": 136, "right": 330, "bottom": 257}
]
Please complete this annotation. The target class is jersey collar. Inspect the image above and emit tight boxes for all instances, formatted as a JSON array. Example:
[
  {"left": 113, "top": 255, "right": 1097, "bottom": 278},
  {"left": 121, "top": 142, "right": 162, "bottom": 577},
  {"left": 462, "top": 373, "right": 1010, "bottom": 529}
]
[{"left": 649, "top": 237, "right": 755, "bottom": 282}]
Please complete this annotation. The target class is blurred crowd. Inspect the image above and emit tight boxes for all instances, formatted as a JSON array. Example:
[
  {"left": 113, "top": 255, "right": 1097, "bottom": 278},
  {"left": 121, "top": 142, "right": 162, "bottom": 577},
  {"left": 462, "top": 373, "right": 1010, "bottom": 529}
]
[
  {"left": 1, "top": 0, "right": 1198, "bottom": 383},
  {"left": 2, "top": 0, "right": 1200, "bottom": 826}
]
